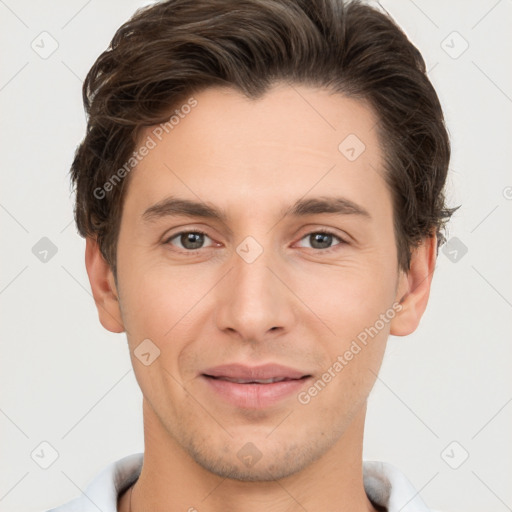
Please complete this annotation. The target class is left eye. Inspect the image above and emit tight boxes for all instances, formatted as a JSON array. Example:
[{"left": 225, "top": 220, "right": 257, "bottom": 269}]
[
  {"left": 165, "top": 231, "right": 215, "bottom": 251},
  {"left": 296, "top": 230, "right": 345, "bottom": 250}
]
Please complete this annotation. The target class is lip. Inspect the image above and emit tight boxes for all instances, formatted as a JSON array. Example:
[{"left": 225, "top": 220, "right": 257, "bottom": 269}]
[
  {"left": 200, "top": 363, "right": 312, "bottom": 409},
  {"left": 202, "top": 363, "right": 309, "bottom": 380}
]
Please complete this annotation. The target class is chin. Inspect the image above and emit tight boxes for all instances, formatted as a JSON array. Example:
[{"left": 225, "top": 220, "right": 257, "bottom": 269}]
[{"left": 182, "top": 430, "right": 336, "bottom": 482}]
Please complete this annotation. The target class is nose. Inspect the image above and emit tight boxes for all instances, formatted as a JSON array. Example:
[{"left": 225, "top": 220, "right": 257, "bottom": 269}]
[{"left": 214, "top": 240, "right": 297, "bottom": 344}]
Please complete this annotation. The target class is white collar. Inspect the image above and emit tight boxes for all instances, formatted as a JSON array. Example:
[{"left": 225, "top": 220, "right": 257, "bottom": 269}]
[{"left": 47, "top": 452, "right": 435, "bottom": 512}]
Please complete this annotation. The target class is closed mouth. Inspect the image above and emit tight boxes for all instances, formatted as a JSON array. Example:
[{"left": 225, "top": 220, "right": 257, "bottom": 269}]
[{"left": 203, "top": 375, "right": 311, "bottom": 384}]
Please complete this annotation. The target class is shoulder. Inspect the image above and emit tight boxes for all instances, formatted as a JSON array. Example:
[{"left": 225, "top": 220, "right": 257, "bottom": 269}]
[
  {"left": 363, "top": 460, "right": 445, "bottom": 512},
  {"left": 44, "top": 453, "right": 143, "bottom": 512}
]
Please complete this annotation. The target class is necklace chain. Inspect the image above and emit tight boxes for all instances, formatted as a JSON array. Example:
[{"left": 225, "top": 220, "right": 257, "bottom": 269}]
[{"left": 128, "top": 484, "right": 134, "bottom": 512}]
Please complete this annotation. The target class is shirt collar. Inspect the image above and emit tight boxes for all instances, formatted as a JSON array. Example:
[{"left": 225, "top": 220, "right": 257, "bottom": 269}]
[{"left": 49, "top": 453, "right": 433, "bottom": 512}]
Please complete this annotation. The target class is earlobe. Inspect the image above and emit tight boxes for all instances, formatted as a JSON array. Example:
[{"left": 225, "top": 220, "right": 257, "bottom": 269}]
[
  {"left": 390, "top": 235, "right": 437, "bottom": 337},
  {"left": 85, "top": 237, "right": 125, "bottom": 333}
]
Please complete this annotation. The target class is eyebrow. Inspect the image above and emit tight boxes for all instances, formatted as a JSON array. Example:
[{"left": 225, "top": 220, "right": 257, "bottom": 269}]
[{"left": 141, "top": 195, "right": 371, "bottom": 223}]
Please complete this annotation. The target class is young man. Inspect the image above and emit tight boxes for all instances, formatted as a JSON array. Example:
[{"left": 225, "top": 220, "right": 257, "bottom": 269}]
[{"left": 49, "top": 0, "right": 456, "bottom": 510}]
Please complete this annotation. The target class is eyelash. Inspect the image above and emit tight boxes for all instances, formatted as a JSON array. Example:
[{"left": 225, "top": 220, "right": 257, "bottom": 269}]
[{"left": 163, "top": 229, "right": 347, "bottom": 255}]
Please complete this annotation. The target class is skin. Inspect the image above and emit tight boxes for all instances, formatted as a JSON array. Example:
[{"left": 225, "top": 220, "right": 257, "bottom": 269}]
[{"left": 86, "top": 83, "right": 436, "bottom": 512}]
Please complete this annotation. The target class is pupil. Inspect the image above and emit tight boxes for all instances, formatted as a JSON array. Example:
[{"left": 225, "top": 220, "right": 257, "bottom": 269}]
[
  {"left": 179, "top": 232, "right": 332, "bottom": 250},
  {"left": 182, "top": 232, "right": 203, "bottom": 249},
  {"left": 312, "top": 233, "right": 331, "bottom": 249}
]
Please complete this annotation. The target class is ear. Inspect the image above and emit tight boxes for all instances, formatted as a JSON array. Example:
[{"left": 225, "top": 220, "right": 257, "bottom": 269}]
[
  {"left": 85, "top": 237, "right": 125, "bottom": 333},
  {"left": 390, "top": 235, "right": 437, "bottom": 336}
]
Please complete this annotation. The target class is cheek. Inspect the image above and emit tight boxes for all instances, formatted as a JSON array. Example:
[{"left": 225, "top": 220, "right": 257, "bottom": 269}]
[
  {"left": 118, "top": 255, "right": 192, "bottom": 322},
  {"left": 294, "top": 260, "right": 397, "bottom": 334}
]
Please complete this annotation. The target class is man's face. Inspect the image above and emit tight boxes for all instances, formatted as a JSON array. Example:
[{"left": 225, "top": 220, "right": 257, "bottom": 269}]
[{"left": 112, "top": 84, "right": 406, "bottom": 480}]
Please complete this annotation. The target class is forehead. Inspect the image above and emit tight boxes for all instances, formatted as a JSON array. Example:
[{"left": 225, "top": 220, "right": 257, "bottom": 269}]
[{"left": 123, "top": 83, "right": 388, "bottom": 220}]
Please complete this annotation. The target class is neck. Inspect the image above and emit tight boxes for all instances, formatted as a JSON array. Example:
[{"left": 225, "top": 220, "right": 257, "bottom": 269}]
[{"left": 119, "top": 400, "right": 377, "bottom": 512}]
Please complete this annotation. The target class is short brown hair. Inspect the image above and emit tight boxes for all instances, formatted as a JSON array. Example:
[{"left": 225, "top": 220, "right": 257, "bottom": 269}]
[{"left": 70, "top": 0, "right": 457, "bottom": 277}]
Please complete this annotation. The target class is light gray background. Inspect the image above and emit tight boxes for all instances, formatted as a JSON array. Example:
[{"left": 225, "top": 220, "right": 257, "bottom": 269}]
[{"left": 1, "top": 1, "right": 511, "bottom": 511}]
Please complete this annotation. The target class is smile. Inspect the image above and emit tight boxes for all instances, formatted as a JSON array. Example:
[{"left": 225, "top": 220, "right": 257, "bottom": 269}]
[{"left": 200, "top": 364, "right": 312, "bottom": 409}]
